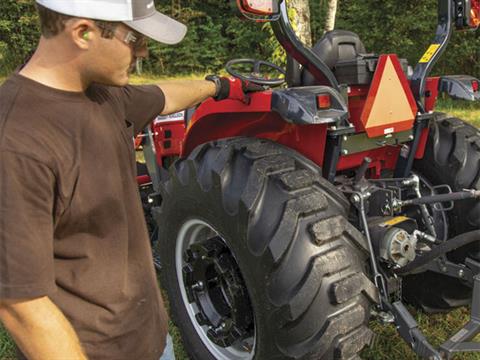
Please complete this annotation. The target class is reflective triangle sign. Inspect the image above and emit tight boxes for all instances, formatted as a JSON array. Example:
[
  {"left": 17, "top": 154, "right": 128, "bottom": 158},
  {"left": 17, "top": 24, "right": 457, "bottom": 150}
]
[{"left": 360, "top": 55, "right": 417, "bottom": 138}]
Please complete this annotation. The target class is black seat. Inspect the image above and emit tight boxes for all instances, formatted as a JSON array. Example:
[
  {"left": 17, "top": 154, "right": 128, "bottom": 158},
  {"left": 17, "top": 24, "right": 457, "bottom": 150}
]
[{"left": 301, "top": 30, "right": 367, "bottom": 86}]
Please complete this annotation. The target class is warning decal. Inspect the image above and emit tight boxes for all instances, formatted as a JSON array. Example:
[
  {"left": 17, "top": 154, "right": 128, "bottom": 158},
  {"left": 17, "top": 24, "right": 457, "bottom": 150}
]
[
  {"left": 360, "top": 54, "right": 417, "bottom": 138},
  {"left": 419, "top": 44, "right": 440, "bottom": 63}
]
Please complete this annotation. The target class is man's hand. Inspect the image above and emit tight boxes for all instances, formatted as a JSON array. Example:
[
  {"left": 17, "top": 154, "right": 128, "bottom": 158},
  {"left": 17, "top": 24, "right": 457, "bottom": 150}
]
[
  {"left": 0, "top": 297, "right": 87, "bottom": 360},
  {"left": 211, "top": 76, "right": 264, "bottom": 103},
  {"left": 157, "top": 77, "right": 264, "bottom": 115}
]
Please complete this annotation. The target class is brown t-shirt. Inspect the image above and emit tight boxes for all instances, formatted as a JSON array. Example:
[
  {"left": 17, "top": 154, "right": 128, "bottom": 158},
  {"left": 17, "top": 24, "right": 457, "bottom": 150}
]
[{"left": 0, "top": 73, "right": 169, "bottom": 360}]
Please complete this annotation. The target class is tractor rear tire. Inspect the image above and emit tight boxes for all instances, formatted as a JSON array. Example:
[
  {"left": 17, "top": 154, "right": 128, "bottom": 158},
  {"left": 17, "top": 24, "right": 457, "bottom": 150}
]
[
  {"left": 404, "top": 115, "right": 480, "bottom": 312},
  {"left": 154, "top": 138, "right": 377, "bottom": 360}
]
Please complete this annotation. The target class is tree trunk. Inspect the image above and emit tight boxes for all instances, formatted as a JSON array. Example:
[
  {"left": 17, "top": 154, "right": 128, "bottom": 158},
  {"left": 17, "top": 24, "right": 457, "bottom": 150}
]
[
  {"left": 289, "top": 0, "right": 312, "bottom": 47},
  {"left": 324, "top": 0, "right": 338, "bottom": 33}
]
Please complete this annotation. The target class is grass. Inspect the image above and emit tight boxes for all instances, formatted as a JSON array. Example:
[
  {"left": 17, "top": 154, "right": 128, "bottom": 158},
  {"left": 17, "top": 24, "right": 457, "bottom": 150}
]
[
  {"left": 1, "top": 76, "right": 480, "bottom": 359},
  {"left": 436, "top": 96, "right": 480, "bottom": 127},
  {"left": 0, "top": 326, "right": 14, "bottom": 360},
  {"left": 128, "top": 73, "right": 205, "bottom": 85}
]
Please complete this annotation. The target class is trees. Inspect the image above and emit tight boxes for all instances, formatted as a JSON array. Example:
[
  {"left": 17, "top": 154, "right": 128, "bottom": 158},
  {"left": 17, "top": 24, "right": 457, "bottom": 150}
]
[
  {"left": 289, "top": 0, "right": 312, "bottom": 47},
  {"left": 0, "top": 0, "right": 39, "bottom": 75},
  {"left": 324, "top": 0, "right": 338, "bottom": 32},
  {"left": 0, "top": 0, "right": 478, "bottom": 78}
]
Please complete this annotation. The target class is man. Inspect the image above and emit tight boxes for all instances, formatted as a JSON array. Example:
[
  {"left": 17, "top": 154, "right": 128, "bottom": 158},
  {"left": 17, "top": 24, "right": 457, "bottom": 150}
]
[{"left": 0, "top": 1, "right": 257, "bottom": 359}]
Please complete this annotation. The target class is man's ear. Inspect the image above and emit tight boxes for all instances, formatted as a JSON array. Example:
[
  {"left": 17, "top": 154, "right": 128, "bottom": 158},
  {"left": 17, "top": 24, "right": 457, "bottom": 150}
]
[{"left": 68, "top": 19, "right": 96, "bottom": 50}]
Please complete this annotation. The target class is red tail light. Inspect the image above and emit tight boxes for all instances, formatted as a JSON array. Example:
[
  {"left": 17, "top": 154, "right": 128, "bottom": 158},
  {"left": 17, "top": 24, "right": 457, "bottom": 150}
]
[
  {"left": 470, "top": 0, "right": 480, "bottom": 28},
  {"left": 472, "top": 80, "right": 479, "bottom": 92},
  {"left": 317, "top": 94, "right": 331, "bottom": 109}
]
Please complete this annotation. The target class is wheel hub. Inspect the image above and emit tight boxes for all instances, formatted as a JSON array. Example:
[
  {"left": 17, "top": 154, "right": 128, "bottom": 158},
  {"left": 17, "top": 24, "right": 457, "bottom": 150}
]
[{"left": 183, "top": 236, "right": 254, "bottom": 348}]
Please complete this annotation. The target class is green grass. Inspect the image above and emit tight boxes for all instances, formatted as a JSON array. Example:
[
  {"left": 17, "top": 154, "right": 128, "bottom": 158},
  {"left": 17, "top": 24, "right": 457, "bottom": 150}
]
[
  {"left": 0, "top": 325, "right": 14, "bottom": 360},
  {"left": 436, "top": 96, "right": 480, "bottom": 127},
  {"left": 128, "top": 73, "right": 206, "bottom": 85},
  {"left": 2, "top": 77, "right": 480, "bottom": 359}
]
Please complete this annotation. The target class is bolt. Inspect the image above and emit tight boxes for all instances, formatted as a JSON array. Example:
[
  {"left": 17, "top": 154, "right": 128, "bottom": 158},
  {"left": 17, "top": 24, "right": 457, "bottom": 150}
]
[
  {"left": 409, "top": 135, "right": 415, "bottom": 140},
  {"left": 214, "top": 322, "right": 227, "bottom": 333},
  {"left": 192, "top": 281, "right": 204, "bottom": 291},
  {"left": 459, "top": 269, "right": 465, "bottom": 278},
  {"left": 352, "top": 194, "right": 361, "bottom": 203},
  {"left": 441, "top": 266, "right": 448, "bottom": 273},
  {"left": 343, "top": 135, "right": 348, "bottom": 141},
  {"left": 342, "top": 149, "right": 349, "bottom": 155}
]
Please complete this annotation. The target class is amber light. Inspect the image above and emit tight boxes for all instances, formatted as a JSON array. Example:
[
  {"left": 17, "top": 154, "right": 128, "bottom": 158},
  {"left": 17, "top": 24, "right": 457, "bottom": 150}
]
[
  {"left": 470, "top": 0, "right": 480, "bottom": 28},
  {"left": 238, "top": 0, "right": 274, "bottom": 15},
  {"left": 317, "top": 94, "right": 331, "bottom": 109}
]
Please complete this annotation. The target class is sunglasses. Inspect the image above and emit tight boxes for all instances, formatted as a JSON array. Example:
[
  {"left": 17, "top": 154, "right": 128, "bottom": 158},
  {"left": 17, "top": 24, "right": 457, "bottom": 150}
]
[
  {"left": 95, "top": 21, "right": 147, "bottom": 52},
  {"left": 120, "top": 28, "right": 147, "bottom": 52}
]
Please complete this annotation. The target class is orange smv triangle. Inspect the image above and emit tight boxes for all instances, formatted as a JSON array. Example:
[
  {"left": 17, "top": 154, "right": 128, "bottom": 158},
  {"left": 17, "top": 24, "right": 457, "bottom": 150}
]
[{"left": 360, "top": 54, "right": 417, "bottom": 138}]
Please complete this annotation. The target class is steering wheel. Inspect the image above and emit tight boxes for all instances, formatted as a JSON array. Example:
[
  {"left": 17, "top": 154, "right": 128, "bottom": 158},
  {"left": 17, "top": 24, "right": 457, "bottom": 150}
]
[{"left": 226, "top": 58, "right": 286, "bottom": 87}]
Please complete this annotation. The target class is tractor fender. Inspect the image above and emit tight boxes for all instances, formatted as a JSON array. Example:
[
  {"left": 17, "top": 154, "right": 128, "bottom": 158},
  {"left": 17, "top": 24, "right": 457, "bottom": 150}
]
[
  {"left": 182, "top": 87, "right": 347, "bottom": 163},
  {"left": 438, "top": 75, "right": 480, "bottom": 101},
  {"left": 271, "top": 86, "right": 348, "bottom": 124}
]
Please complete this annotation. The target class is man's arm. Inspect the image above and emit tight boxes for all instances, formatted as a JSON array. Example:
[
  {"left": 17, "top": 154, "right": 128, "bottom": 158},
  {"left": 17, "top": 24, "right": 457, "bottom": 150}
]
[
  {"left": 0, "top": 297, "right": 87, "bottom": 360},
  {"left": 157, "top": 80, "right": 216, "bottom": 115}
]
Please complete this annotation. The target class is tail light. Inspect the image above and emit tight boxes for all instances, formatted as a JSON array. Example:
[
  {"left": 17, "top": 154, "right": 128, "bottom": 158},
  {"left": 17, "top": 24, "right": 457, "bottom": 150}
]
[
  {"left": 237, "top": 0, "right": 279, "bottom": 16},
  {"left": 317, "top": 94, "right": 331, "bottom": 109},
  {"left": 470, "top": 0, "right": 480, "bottom": 28},
  {"left": 472, "top": 79, "right": 479, "bottom": 92}
]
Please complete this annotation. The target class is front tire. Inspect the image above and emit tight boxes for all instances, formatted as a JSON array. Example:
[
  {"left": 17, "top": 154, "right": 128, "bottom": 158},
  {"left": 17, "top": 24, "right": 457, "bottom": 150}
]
[{"left": 155, "top": 138, "right": 377, "bottom": 359}]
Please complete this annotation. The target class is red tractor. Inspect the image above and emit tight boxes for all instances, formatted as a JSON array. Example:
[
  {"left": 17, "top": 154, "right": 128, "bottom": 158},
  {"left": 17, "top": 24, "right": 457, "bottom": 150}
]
[{"left": 138, "top": 0, "right": 480, "bottom": 358}]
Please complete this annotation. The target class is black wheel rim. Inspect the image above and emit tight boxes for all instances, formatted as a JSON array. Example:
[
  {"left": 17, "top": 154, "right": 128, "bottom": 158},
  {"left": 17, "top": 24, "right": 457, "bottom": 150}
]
[{"left": 176, "top": 219, "right": 255, "bottom": 359}]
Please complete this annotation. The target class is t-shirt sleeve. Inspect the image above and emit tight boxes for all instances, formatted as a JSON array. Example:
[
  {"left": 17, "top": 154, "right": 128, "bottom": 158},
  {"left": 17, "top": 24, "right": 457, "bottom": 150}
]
[
  {"left": 117, "top": 85, "right": 165, "bottom": 134},
  {"left": 0, "top": 151, "right": 57, "bottom": 299}
]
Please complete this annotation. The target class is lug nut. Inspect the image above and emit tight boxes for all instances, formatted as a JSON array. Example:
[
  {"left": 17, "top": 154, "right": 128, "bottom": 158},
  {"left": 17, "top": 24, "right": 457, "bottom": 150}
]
[
  {"left": 192, "top": 281, "right": 204, "bottom": 291},
  {"left": 214, "top": 322, "right": 227, "bottom": 334}
]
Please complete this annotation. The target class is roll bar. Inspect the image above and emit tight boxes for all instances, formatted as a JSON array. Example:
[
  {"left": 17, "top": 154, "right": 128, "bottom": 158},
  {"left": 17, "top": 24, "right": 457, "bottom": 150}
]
[
  {"left": 270, "top": 0, "right": 340, "bottom": 91},
  {"left": 269, "top": 0, "right": 465, "bottom": 113},
  {"left": 410, "top": 0, "right": 454, "bottom": 112}
]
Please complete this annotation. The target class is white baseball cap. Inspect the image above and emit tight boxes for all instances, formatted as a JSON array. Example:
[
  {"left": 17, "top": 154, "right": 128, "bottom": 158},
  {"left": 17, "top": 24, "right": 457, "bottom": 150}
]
[{"left": 35, "top": 0, "right": 187, "bottom": 44}]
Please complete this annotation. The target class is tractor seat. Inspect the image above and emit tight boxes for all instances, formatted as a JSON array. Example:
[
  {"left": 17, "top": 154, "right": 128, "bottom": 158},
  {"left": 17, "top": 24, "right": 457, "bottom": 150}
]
[{"left": 302, "top": 30, "right": 367, "bottom": 86}]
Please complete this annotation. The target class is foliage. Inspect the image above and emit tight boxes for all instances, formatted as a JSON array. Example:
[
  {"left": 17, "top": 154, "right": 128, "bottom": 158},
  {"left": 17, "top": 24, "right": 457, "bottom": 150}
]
[
  {"left": 141, "top": 0, "right": 275, "bottom": 75},
  {"left": 329, "top": 0, "right": 480, "bottom": 77},
  {"left": 0, "top": 0, "right": 39, "bottom": 75},
  {"left": 1, "top": 0, "right": 480, "bottom": 78}
]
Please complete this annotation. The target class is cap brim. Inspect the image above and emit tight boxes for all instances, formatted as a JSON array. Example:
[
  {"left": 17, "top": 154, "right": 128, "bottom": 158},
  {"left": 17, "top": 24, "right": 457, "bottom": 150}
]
[{"left": 124, "top": 12, "right": 187, "bottom": 45}]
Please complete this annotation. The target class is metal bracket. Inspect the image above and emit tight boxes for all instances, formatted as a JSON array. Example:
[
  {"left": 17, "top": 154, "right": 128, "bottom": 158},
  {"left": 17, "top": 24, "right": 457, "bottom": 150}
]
[
  {"left": 394, "top": 113, "right": 433, "bottom": 178},
  {"left": 440, "top": 275, "right": 480, "bottom": 358},
  {"left": 392, "top": 301, "right": 443, "bottom": 359}
]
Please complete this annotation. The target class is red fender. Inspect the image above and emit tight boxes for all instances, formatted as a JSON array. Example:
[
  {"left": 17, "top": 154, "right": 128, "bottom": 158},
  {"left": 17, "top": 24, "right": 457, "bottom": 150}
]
[{"left": 182, "top": 92, "right": 328, "bottom": 167}]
